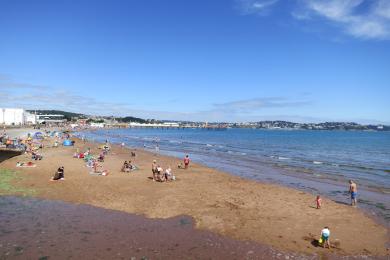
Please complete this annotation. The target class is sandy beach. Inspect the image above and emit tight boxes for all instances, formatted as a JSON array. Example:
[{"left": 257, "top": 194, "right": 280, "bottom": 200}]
[
  {"left": 1, "top": 127, "right": 36, "bottom": 139},
  {"left": 0, "top": 134, "right": 388, "bottom": 258}
]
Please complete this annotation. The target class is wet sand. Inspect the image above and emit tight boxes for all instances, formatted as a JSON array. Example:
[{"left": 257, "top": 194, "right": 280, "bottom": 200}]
[
  {"left": 0, "top": 196, "right": 311, "bottom": 260},
  {"left": 0, "top": 151, "right": 22, "bottom": 163},
  {"left": 0, "top": 136, "right": 389, "bottom": 258}
]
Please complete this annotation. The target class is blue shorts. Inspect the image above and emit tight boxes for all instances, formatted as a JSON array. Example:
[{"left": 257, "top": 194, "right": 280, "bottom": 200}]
[{"left": 351, "top": 192, "right": 357, "bottom": 200}]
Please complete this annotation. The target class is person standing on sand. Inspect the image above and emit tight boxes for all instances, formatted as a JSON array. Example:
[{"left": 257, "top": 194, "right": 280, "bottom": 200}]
[
  {"left": 349, "top": 180, "right": 357, "bottom": 206},
  {"left": 320, "top": 227, "right": 331, "bottom": 249},
  {"left": 316, "top": 195, "right": 322, "bottom": 209},
  {"left": 152, "top": 160, "right": 158, "bottom": 181},
  {"left": 155, "top": 144, "right": 159, "bottom": 155},
  {"left": 184, "top": 155, "right": 190, "bottom": 169}
]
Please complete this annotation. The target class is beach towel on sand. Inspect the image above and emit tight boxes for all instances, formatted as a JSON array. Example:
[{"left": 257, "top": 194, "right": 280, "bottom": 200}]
[
  {"left": 89, "top": 171, "right": 109, "bottom": 176},
  {"left": 16, "top": 162, "right": 36, "bottom": 167},
  {"left": 131, "top": 165, "right": 139, "bottom": 171}
]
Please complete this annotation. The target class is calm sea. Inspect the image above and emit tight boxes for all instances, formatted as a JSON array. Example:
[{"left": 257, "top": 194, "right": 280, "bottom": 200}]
[{"left": 79, "top": 128, "right": 390, "bottom": 223}]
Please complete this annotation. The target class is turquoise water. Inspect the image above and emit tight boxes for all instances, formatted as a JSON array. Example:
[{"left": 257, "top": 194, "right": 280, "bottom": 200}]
[{"left": 80, "top": 128, "right": 390, "bottom": 222}]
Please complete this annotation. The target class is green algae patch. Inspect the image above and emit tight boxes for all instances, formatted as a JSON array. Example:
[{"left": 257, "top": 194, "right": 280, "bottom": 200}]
[{"left": 0, "top": 168, "right": 35, "bottom": 196}]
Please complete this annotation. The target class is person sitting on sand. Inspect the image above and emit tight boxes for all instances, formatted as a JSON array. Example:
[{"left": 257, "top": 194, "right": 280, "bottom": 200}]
[
  {"left": 32, "top": 151, "right": 42, "bottom": 161},
  {"left": 316, "top": 195, "right": 322, "bottom": 209},
  {"left": 320, "top": 227, "right": 331, "bottom": 249},
  {"left": 122, "top": 161, "right": 131, "bottom": 173},
  {"left": 98, "top": 152, "right": 105, "bottom": 162},
  {"left": 93, "top": 160, "right": 99, "bottom": 173},
  {"left": 51, "top": 166, "right": 65, "bottom": 181},
  {"left": 164, "top": 166, "right": 172, "bottom": 181},
  {"left": 156, "top": 165, "right": 164, "bottom": 181},
  {"left": 128, "top": 160, "right": 134, "bottom": 171},
  {"left": 86, "top": 158, "right": 94, "bottom": 168}
]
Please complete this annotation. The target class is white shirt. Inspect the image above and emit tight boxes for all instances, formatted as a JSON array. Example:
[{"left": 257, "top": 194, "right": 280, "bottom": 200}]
[{"left": 321, "top": 228, "right": 330, "bottom": 237}]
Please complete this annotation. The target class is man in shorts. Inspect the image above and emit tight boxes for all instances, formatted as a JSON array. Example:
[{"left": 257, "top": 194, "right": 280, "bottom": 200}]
[{"left": 349, "top": 180, "right": 357, "bottom": 206}]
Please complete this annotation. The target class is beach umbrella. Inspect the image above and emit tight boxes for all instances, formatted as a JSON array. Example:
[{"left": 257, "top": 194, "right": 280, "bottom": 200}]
[{"left": 33, "top": 132, "right": 44, "bottom": 140}]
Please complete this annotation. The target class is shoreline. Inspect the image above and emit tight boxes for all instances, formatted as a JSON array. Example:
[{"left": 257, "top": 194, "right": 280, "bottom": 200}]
[
  {"left": 0, "top": 133, "right": 389, "bottom": 257},
  {"left": 79, "top": 128, "right": 390, "bottom": 227}
]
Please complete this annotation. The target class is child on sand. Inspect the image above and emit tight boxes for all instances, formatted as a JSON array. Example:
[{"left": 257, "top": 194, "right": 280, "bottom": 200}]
[
  {"left": 316, "top": 195, "right": 322, "bottom": 209},
  {"left": 184, "top": 155, "right": 190, "bottom": 169},
  {"left": 320, "top": 227, "right": 331, "bottom": 249}
]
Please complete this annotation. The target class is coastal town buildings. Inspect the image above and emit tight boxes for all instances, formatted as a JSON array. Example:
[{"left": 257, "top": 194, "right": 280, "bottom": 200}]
[
  {"left": 0, "top": 108, "right": 26, "bottom": 125},
  {"left": 0, "top": 108, "right": 66, "bottom": 126},
  {"left": 35, "top": 114, "right": 66, "bottom": 124}
]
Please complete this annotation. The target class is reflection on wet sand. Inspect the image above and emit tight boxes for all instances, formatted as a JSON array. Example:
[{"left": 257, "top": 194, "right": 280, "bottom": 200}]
[{"left": 0, "top": 196, "right": 310, "bottom": 260}]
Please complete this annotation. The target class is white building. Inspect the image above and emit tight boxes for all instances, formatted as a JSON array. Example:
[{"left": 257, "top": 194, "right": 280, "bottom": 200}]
[
  {"left": 24, "top": 112, "right": 37, "bottom": 125},
  {"left": 90, "top": 122, "right": 105, "bottom": 128},
  {"left": 36, "top": 114, "right": 66, "bottom": 124},
  {"left": 0, "top": 108, "right": 25, "bottom": 125},
  {"left": 129, "top": 122, "right": 180, "bottom": 127}
]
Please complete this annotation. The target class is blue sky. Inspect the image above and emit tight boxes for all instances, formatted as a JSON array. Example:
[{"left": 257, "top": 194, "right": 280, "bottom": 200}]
[{"left": 0, "top": 0, "right": 389, "bottom": 123}]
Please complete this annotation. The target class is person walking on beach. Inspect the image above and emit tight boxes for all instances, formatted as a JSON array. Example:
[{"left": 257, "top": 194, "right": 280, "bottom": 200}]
[
  {"left": 184, "top": 154, "right": 190, "bottom": 169},
  {"left": 320, "top": 227, "right": 331, "bottom": 249},
  {"left": 349, "top": 180, "right": 357, "bottom": 206},
  {"left": 155, "top": 144, "right": 159, "bottom": 156}
]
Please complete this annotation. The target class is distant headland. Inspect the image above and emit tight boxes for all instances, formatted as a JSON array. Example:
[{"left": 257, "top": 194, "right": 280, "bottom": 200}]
[{"left": 0, "top": 109, "right": 388, "bottom": 131}]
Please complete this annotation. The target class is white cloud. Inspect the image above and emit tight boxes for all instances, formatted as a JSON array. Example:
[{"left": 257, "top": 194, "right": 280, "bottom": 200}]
[
  {"left": 237, "top": 0, "right": 279, "bottom": 14},
  {"left": 374, "top": 0, "right": 390, "bottom": 19},
  {"left": 297, "top": 0, "right": 390, "bottom": 39},
  {"left": 213, "top": 97, "right": 310, "bottom": 113},
  {"left": 237, "top": 0, "right": 390, "bottom": 40},
  {"left": 0, "top": 76, "right": 386, "bottom": 124}
]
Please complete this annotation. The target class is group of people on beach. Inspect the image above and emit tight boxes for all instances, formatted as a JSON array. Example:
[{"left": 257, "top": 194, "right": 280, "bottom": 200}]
[
  {"left": 151, "top": 154, "right": 190, "bottom": 182},
  {"left": 314, "top": 180, "right": 358, "bottom": 249},
  {"left": 151, "top": 160, "right": 174, "bottom": 182},
  {"left": 9, "top": 128, "right": 369, "bottom": 252},
  {"left": 121, "top": 160, "right": 135, "bottom": 172}
]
